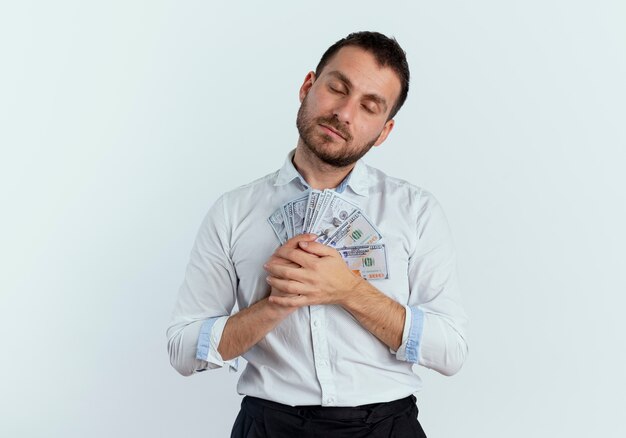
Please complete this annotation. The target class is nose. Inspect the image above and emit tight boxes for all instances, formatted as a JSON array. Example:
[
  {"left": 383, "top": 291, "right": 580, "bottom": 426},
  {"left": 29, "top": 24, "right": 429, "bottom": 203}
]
[{"left": 332, "top": 96, "right": 358, "bottom": 125}]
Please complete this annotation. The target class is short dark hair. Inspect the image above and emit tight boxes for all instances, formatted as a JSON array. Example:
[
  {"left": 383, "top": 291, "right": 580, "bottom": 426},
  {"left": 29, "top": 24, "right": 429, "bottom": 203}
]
[{"left": 315, "top": 31, "right": 410, "bottom": 119}]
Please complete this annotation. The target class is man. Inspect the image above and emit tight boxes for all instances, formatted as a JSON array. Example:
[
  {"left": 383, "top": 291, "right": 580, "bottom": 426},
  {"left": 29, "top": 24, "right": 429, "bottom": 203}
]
[{"left": 167, "top": 31, "right": 468, "bottom": 437}]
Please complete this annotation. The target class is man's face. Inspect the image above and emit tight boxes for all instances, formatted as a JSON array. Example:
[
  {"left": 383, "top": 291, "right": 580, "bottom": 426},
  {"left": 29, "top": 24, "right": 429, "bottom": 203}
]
[{"left": 296, "top": 46, "right": 402, "bottom": 168}]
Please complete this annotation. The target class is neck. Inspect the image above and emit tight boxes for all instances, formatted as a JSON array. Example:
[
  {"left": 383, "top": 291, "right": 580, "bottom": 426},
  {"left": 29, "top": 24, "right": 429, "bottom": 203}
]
[{"left": 293, "top": 142, "right": 355, "bottom": 190}]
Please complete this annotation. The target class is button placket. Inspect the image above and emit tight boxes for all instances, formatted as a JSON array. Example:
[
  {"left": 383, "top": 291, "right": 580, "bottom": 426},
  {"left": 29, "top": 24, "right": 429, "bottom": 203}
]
[{"left": 309, "top": 304, "right": 337, "bottom": 406}]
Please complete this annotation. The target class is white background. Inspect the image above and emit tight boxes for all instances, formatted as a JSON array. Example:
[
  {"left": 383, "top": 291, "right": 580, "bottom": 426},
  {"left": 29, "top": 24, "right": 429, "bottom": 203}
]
[{"left": 1, "top": 1, "right": 625, "bottom": 437}]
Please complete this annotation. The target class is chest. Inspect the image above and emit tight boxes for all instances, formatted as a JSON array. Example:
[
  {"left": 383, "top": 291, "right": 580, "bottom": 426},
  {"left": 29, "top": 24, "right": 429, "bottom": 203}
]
[{"left": 228, "top": 196, "right": 415, "bottom": 308}]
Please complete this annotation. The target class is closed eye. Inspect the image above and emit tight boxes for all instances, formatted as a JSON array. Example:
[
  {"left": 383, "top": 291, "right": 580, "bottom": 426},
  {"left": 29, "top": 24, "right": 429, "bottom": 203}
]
[{"left": 362, "top": 103, "right": 377, "bottom": 114}]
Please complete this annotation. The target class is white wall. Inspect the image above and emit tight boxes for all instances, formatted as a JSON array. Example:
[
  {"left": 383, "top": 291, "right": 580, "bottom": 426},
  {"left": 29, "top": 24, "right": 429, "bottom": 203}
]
[{"left": 1, "top": 1, "right": 625, "bottom": 436}]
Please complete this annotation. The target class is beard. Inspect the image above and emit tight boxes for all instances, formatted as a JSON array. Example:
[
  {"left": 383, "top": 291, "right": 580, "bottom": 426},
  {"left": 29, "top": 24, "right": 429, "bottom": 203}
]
[{"left": 296, "top": 95, "right": 379, "bottom": 168}]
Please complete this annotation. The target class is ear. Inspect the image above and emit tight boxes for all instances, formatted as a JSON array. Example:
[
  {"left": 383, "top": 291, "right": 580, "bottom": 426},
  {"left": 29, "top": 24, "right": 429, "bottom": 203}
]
[
  {"left": 373, "top": 119, "right": 395, "bottom": 147},
  {"left": 299, "top": 71, "right": 316, "bottom": 103}
]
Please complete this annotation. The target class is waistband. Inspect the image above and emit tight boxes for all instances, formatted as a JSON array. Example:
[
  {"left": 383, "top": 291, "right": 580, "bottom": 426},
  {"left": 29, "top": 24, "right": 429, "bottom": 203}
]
[{"left": 242, "top": 395, "right": 417, "bottom": 423}]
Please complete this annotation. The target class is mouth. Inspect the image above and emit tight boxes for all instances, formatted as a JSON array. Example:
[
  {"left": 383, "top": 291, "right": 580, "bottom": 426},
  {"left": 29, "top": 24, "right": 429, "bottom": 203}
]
[{"left": 319, "top": 124, "right": 347, "bottom": 141}]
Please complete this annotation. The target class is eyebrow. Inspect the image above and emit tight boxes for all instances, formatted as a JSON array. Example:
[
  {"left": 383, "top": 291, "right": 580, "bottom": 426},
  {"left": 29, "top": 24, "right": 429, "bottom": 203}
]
[{"left": 326, "top": 70, "right": 388, "bottom": 113}]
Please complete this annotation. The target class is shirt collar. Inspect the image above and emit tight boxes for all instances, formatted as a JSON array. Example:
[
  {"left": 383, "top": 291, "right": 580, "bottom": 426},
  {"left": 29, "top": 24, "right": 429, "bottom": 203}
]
[{"left": 274, "top": 149, "right": 369, "bottom": 197}]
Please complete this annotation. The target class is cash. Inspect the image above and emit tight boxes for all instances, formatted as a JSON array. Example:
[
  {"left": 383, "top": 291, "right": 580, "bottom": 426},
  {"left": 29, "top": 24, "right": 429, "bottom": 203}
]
[
  {"left": 268, "top": 208, "right": 289, "bottom": 244},
  {"left": 291, "top": 195, "right": 308, "bottom": 236},
  {"left": 310, "top": 193, "right": 359, "bottom": 242},
  {"left": 267, "top": 190, "right": 388, "bottom": 280},
  {"left": 324, "top": 210, "right": 382, "bottom": 247},
  {"left": 337, "top": 244, "right": 389, "bottom": 280}
]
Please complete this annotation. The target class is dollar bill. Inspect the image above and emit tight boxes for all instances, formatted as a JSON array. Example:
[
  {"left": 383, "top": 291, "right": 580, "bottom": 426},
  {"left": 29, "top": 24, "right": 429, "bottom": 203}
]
[
  {"left": 268, "top": 188, "right": 384, "bottom": 266},
  {"left": 308, "top": 189, "right": 333, "bottom": 233},
  {"left": 268, "top": 207, "right": 288, "bottom": 244},
  {"left": 291, "top": 194, "right": 309, "bottom": 236},
  {"left": 282, "top": 202, "right": 294, "bottom": 238},
  {"left": 311, "top": 194, "right": 359, "bottom": 243},
  {"left": 324, "top": 210, "right": 383, "bottom": 247},
  {"left": 338, "top": 244, "right": 389, "bottom": 280},
  {"left": 303, "top": 190, "right": 322, "bottom": 233}
]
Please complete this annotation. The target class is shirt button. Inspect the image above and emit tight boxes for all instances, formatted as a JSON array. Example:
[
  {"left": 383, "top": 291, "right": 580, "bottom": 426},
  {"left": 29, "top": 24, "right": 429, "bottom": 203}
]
[
  {"left": 313, "top": 320, "right": 320, "bottom": 327},
  {"left": 326, "top": 397, "right": 334, "bottom": 404}
]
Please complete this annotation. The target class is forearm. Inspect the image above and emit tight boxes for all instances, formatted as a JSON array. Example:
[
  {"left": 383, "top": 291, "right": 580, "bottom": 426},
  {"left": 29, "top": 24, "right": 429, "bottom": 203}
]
[
  {"left": 340, "top": 279, "right": 406, "bottom": 351},
  {"left": 218, "top": 296, "right": 295, "bottom": 361},
  {"left": 265, "top": 240, "right": 406, "bottom": 350}
]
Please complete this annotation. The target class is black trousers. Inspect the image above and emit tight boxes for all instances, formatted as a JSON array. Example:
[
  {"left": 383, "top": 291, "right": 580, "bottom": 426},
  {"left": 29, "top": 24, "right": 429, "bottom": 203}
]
[{"left": 230, "top": 395, "right": 427, "bottom": 438}]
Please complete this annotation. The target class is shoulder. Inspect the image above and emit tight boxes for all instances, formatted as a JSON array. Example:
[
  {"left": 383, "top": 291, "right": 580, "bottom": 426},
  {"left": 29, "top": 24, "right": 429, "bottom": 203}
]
[
  {"left": 362, "top": 163, "right": 444, "bottom": 217},
  {"left": 199, "top": 169, "right": 279, "bottom": 237},
  {"left": 220, "top": 170, "right": 280, "bottom": 203},
  {"left": 363, "top": 163, "right": 426, "bottom": 199},
  {"left": 201, "top": 169, "right": 278, "bottom": 219}
]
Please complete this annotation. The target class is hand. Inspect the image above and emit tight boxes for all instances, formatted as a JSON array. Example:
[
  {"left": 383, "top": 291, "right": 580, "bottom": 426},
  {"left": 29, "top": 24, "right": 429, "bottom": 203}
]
[
  {"left": 264, "top": 236, "right": 363, "bottom": 308},
  {"left": 264, "top": 234, "right": 317, "bottom": 302}
]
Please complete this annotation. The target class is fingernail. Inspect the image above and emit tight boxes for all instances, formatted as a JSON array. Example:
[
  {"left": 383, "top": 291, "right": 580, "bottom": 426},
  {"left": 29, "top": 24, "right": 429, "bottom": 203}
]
[
  {"left": 266, "top": 276, "right": 271, "bottom": 283},
  {"left": 300, "top": 241, "right": 309, "bottom": 248}
]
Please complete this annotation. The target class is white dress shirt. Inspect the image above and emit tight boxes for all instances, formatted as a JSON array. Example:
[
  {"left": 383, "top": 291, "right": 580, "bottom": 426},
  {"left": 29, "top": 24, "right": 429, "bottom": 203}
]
[{"left": 167, "top": 150, "right": 468, "bottom": 407}]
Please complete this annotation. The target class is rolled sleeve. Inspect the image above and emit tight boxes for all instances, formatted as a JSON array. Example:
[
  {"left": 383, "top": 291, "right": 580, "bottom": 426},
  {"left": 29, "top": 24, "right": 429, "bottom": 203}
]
[
  {"left": 392, "top": 305, "right": 425, "bottom": 363},
  {"left": 405, "top": 306, "right": 425, "bottom": 363},
  {"left": 196, "top": 316, "right": 239, "bottom": 372},
  {"left": 167, "top": 195, "right": 239, "bottom": 376},
  {"left": 407, "top": 190, "right": 469, "bottom": 376},
  {"left": 390, "top": 305, "right": 410, "bottom": 360}
]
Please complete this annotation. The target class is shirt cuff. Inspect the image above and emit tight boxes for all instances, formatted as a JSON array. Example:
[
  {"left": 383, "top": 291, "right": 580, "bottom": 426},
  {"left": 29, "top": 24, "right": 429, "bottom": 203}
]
[
  {"left": 405, "top": 306, "right": 425, "bottom": 363},
  {"left": 196, "top": 316, "right": 239, "bottom": 372},
  {"left": 391, "top": 305, "right": 412, "bottom": 360}
]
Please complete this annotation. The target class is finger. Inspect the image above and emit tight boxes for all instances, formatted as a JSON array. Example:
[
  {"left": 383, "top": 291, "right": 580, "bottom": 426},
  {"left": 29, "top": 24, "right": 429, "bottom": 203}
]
[
  {"left": 282, "top": 233, "right": 318, "bottom": 250},
  {"left": 264, "top": 263, "right": 309, "bottom": 283},
  {"left": 275, "top": 246, "right": 319, "bottom": 268},
  {"left": 266, "top": 254, "right": 299, "bottom": 269},
  {"left": 297, "top": 241, "right": 338, "bottom": 257},
  {"left": 266, "top": 276, "right": 312, "bottom": 296}
]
